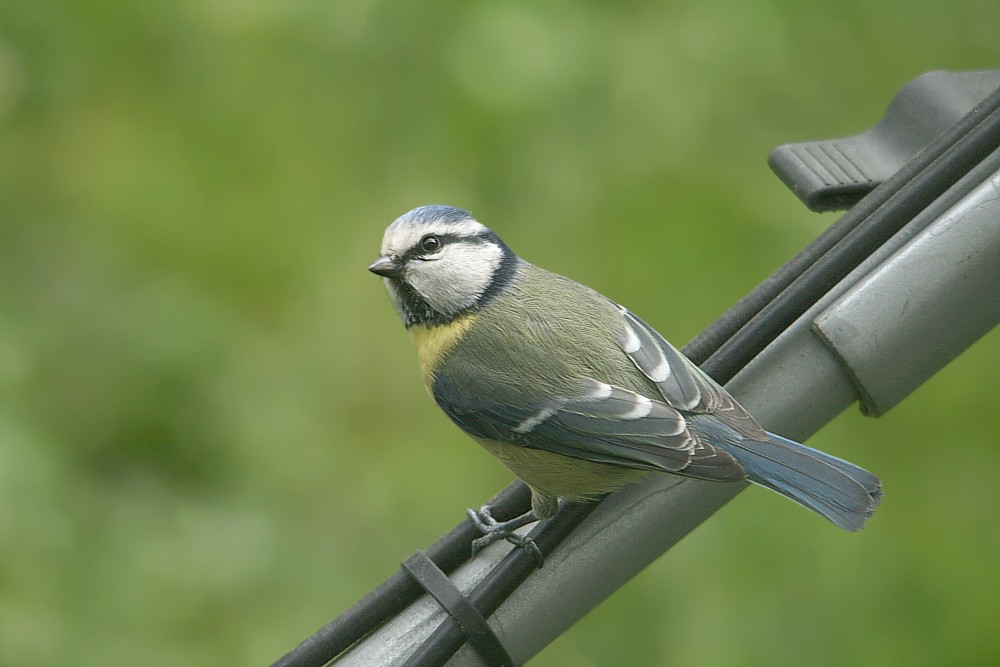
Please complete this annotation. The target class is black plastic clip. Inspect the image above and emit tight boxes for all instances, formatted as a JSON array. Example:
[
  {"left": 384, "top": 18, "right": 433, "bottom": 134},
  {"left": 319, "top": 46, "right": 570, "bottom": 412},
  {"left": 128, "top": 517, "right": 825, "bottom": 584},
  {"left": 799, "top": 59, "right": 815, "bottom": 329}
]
[{"left": 401, "top": 551, "right": 515, "bottom": 667}]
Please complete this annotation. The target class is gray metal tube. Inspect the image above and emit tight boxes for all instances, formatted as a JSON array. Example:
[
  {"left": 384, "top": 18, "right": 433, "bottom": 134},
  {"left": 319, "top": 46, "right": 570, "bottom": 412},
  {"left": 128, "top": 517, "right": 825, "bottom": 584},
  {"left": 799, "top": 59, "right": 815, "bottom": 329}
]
[{"left": 813, "top": 172, "right": 1000, "bottom": 416}]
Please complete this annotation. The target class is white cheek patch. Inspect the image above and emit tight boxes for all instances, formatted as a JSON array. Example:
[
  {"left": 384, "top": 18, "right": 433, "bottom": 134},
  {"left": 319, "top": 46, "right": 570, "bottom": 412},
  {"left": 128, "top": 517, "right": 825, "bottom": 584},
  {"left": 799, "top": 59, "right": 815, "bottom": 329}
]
[{"left": 406, "top": 241, "right": 504, "bottom": 317}]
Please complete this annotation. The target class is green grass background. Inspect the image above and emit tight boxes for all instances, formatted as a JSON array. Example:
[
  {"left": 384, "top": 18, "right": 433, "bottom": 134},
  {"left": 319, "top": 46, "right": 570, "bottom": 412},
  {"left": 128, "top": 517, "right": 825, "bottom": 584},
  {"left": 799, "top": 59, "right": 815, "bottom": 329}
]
[{"left": 2, "top": 2, "right": 999, "bottom": 665}]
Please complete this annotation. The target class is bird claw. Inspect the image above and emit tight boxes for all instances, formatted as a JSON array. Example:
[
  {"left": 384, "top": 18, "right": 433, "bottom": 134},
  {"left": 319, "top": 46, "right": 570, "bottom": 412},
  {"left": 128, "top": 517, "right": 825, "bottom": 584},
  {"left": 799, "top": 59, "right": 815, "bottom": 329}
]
[
  {"left": 467, "top": 505, "right": 544, "bottom": 567},
  {"left": 466, "top": 505, "right": 499, "bottom": 532}
]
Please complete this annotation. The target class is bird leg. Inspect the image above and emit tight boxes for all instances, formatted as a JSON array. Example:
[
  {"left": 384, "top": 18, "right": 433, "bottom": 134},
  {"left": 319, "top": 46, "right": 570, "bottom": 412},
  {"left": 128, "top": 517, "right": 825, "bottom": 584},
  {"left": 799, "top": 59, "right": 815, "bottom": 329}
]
[{"left": 466, "top": 505, "right": 543, "bottom": 566}]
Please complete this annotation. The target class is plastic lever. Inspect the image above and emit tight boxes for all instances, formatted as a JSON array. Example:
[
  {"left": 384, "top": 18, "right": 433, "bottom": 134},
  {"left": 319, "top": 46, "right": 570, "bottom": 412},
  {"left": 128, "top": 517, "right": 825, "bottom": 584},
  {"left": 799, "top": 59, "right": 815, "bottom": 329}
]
[{"left": 768, "top": 70, "right": 1000, "bottom": 212}]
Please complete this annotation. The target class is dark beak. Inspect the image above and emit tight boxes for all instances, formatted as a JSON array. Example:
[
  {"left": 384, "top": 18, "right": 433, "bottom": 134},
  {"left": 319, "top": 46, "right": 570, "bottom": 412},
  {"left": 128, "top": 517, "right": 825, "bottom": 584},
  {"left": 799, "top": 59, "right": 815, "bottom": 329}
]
[{"left": 368, "top": 255, "right": 403, "bottom": 278}]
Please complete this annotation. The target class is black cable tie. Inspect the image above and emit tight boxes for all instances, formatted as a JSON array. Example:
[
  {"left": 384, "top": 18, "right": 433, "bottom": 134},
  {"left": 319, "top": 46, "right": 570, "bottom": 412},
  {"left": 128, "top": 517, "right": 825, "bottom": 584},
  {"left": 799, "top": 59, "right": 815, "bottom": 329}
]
[{"left": 400, "top": 551, "right": 515, "bottom": 667}]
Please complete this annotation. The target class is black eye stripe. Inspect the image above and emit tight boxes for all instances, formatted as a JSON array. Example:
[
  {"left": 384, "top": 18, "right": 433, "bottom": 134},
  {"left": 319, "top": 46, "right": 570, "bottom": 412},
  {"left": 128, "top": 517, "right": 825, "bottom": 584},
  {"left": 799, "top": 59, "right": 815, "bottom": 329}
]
[{"left": 402, "top": 232, "right": 493, "bottom": 260}]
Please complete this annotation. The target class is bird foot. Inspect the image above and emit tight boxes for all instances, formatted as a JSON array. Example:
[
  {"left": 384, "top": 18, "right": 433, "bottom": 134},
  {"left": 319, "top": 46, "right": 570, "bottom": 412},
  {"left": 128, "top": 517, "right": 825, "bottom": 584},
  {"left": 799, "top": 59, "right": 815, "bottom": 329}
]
[{"left": 466, "top": 505, "right": 543, "bottom": 567}]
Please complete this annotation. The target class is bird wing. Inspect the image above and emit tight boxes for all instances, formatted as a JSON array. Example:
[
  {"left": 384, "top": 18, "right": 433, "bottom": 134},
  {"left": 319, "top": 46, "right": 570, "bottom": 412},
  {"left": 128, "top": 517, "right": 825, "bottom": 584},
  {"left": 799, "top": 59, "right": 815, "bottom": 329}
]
[
  {"left": 614, "top": 305, "right": 769, "bottom": 440},
  {"left": 432, "top": 371, "right": 746, "bottom": 480}
]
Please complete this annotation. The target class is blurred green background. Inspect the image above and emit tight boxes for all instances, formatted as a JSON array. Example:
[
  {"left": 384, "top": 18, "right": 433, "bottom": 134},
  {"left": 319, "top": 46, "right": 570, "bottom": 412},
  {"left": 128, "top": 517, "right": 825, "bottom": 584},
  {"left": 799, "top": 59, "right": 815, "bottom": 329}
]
[{"left": 1, "top": 1, "right": 999, "bottom": 665}]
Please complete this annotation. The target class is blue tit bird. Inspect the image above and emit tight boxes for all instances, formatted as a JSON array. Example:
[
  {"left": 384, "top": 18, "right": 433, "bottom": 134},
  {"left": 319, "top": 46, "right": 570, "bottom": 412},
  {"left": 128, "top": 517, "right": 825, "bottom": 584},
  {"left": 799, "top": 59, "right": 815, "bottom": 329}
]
[{"left": 369, "top": 205, "right": 882, "bottom": 557}]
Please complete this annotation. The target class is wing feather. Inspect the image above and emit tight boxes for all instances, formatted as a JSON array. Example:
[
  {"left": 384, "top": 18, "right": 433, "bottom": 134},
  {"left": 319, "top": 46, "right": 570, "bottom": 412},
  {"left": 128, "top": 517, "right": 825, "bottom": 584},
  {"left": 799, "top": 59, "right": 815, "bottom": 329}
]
[
  {"left": 615, "top": 306, "right": 769, "bottom": 440},
  {"left": 433, "top": 372, "right": 746, "bottom": 479}
]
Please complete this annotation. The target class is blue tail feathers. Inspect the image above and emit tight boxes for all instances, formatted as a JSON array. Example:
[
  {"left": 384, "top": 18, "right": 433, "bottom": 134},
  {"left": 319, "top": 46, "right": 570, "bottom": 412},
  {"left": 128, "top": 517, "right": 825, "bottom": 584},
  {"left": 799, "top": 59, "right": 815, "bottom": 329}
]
[{"left": 730, "top": 432, "right": 882, "bottom": 531}]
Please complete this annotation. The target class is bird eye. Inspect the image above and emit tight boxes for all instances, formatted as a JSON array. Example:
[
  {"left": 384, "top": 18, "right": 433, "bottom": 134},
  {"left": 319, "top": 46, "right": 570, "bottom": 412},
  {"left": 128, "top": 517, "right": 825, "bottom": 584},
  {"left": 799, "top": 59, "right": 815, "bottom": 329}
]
[{"left": 420, "top": 235, "right": 442, "bottom": 254}]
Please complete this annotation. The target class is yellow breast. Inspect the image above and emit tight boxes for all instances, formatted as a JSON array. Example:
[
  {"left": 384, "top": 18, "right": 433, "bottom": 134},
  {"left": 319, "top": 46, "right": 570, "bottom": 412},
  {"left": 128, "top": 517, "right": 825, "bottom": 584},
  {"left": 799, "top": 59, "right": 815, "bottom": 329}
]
[
  {"left": 408, "top": 314, "right": 477, "bottom": 387},
  {"left": 477, "top": 437, "right": 650, "bottom": 501}
]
